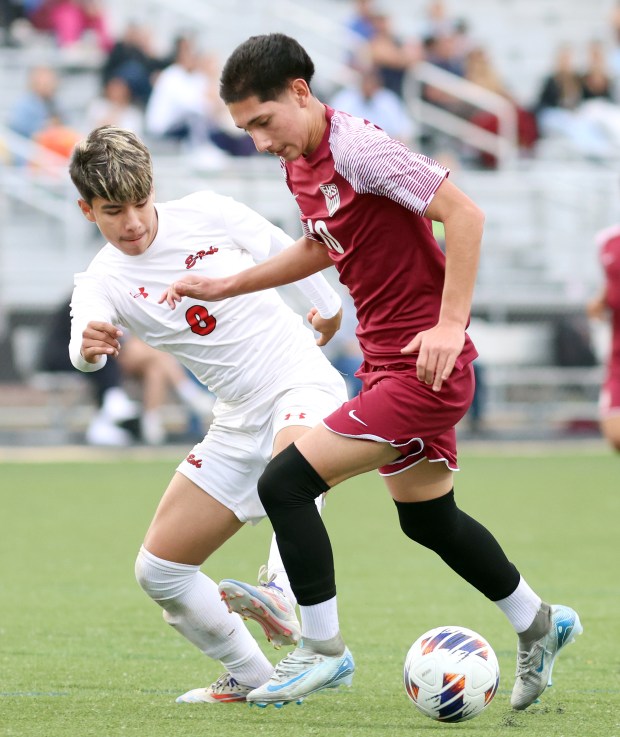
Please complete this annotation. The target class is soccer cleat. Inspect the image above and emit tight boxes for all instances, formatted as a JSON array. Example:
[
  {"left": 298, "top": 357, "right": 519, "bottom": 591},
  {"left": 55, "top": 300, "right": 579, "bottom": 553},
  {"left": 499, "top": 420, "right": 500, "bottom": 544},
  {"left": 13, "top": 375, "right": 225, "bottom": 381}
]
[
  {"left": 176, "top": 672, "right": 254, "bottom": 703},
  {"left": 218, "top": 566, "right": 301, "bottom": 649},
  {"left": 245, "top": 644, "right": 355, "bottom": 708},
  {"left": 511, "top": 603, "right": 583, "bottom": 710}
]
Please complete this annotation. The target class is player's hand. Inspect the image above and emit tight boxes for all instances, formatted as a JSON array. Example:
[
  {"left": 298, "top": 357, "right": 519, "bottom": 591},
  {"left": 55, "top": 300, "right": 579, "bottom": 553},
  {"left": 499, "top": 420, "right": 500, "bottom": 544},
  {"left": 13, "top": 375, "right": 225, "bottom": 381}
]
[
  {"left": 401, "top": 321, "right": 465, "bottom": 392},
  {"left": 308, "top": 306, "right": 342, "bottom": 346},
  {"left": 80, "top": 321, "right": 123, "bottom": 364},
  {"left": 159, "top": 275, "right": 233, "bottom": 309}
]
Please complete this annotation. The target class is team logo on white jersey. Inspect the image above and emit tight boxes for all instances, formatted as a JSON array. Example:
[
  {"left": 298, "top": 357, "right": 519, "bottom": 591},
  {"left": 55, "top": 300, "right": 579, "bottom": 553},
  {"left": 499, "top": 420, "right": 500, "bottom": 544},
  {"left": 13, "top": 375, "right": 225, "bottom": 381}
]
[{"left": 320, "top": 183, "right": 340, "bottom": 217}]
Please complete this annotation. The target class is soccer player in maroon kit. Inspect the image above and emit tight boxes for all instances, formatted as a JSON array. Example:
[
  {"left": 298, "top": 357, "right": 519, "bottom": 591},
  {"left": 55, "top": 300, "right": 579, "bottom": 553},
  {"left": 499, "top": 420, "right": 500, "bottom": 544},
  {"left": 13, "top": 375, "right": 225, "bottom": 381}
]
[
  {"left": 161, "top": 34, "right": 581, "bottom": 710},
  {"left": 588, "top": 224, "right": 620, "bottom": 451}
]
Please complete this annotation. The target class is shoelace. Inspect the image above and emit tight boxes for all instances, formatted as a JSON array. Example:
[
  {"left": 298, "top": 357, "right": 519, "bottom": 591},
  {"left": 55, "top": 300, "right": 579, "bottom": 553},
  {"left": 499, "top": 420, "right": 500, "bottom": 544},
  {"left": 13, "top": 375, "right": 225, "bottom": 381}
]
[
  {"left": 257, "top": 564, "right": 286, "bottom": 598},
  {"left": 210, "top": 673, "right": 239, "bottom": 692},
  {"left": 272, "top": 649, "right": 324, "bottom": 679},
  {"left": 257, "top": 564, "right": 272, "bottom": 586},
  {"left": 515, "top": 641, "right": 550, "bottom": 679}
]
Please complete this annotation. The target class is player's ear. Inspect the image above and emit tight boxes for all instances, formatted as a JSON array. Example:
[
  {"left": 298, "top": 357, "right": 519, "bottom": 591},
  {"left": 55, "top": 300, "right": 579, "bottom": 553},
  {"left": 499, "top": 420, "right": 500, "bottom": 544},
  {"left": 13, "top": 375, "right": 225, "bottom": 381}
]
[
  {"left": 291, "top": 78, "right": 310, "bottom": 105},
  {"left": 78, "top": 199, "right": 96, "bottom": 222}
]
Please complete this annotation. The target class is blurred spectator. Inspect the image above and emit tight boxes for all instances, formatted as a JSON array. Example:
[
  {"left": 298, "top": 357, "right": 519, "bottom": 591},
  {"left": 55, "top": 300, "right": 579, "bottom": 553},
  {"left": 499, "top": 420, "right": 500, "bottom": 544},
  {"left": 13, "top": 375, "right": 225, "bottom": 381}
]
[
  {"left": 581, "top": 39, "right": 614, "bottom": 101},
  {"left": 467, "top": 361, "right": 487, "bottom": 435},
  {"left": 464, "top": 46, "right": 538, "bottom": 167},
  {"left": 451, "top": 17, "right": 475, "bottom": 62},
  {"left": 39, "top": 297, "right": 214, "bottom": 445},
  {"left": 536, "top": 45, "right": 584, "bottom": 113},
  {"left": 330, "top": 65, "right": 415, "bottom": 144},
  {"left": 38, "top": 297, "right": 141, "bottom": 446},
  {"left": 7, "top": 65, "right": 61, "bottom": 140},
  {"left": 418, "top": 32, "right": 468, "bottom": 123},
  {"left": 365, "top": 11, "right": 421, "bottom": 98},
  {"left": 86, "top": 77, "right": 144, "bottom": 134},
  {"left": 6, "top": 65, "right": 81, "bottom": 171},
  {"left": 145, "top": 34, "right": 214, "bottom": 145},
  {"left": 346, "top": 0, "right": 377, "bottom": 42},
  {"left": 422, "top": 31, "right": 465, "bottom": 77},
  {"left": 609, "top": 0, "right": 620, "bottom": 83},
  {"left": 418, "top": 0, "right": 455, "bottom": 41},
  {"left": 116, "top": 335, "right": 214, "bottom": 445},
  {"left": 0, "top": 0, "right": 26, "bottom": 45},
  {"left": 536, "top": 43, "right": 620, "bottom": 159},
  {"left": 101, "top": 21, "right": 168, "bottom": 108},
  {"left": 27, "top": 0, "right": 112, "bottom": 52},
  {"left": 552, "top": 314, "right": 597, "bottom": 368},
  {"left": 32, "top": 115, "right": 82, "bottom": 167},
  {"left": 145, "top": 34, "right": 254, "bottom": 157}
]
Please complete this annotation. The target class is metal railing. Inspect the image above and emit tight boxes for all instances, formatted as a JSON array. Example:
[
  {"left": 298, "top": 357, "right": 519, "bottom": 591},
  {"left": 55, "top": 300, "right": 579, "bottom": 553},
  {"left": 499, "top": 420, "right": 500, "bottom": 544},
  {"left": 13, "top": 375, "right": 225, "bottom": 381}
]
[{"left": 404, "top": 61, "right": 519, "bottom": 169}]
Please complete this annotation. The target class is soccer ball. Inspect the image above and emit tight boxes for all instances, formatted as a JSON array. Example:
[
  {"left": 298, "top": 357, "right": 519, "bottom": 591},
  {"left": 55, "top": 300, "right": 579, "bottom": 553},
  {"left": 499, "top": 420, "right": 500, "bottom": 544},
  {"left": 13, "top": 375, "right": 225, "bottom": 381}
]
[{"left": 403, "top": 625, "right": 500, "bottom": 723}]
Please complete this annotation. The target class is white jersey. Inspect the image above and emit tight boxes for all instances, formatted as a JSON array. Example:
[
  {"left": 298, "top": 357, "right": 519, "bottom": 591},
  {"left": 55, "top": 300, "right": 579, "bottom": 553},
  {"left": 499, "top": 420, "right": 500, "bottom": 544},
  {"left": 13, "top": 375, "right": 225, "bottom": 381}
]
[{"left": 69, "top": 190, "right": 342, "bottom": 403}]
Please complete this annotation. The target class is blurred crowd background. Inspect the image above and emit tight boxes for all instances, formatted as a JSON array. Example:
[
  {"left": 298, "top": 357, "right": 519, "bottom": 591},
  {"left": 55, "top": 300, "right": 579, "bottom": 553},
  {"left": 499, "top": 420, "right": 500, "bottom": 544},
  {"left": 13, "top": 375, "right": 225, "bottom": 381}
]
[{"left": 0, "top": 0, "right": 618, "bottom": 446}]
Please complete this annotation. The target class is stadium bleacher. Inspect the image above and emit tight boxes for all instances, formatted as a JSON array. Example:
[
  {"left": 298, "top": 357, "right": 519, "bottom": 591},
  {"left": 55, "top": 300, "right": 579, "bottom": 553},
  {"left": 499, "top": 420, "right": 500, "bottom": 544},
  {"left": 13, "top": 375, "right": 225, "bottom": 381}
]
[{"left": 1, "top": 0, "right": 618, "bottom": 442}]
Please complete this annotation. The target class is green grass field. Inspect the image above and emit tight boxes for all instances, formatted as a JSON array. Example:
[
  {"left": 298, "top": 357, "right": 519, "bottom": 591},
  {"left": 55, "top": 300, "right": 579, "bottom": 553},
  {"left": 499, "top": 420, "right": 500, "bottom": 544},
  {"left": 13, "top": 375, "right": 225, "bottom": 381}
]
[{"left": 1, "top": 448, "right": 618, "bottom": 737}]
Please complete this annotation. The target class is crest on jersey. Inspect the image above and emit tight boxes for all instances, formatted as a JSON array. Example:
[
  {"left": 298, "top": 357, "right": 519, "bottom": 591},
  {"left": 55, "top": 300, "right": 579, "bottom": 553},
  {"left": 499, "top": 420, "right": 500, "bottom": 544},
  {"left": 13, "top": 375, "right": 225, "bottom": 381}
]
[{"left": 320, "top": 183, "right": 340, "bottom": 217}]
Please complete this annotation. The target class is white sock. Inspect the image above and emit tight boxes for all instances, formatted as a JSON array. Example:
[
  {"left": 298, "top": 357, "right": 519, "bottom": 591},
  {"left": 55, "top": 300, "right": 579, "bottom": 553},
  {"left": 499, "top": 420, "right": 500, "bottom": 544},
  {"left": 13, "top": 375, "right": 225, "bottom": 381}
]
[
  {"left": 300, "top": 596, "right": 340, "bottom": 641},
  {"left": 266, "top": 494, "right": 326, "bottom": 609},
  {"left": 494, "top": 576, "right": 542, "bottom": 633},
  {"left": 267, "top": 534, "right": 297, "bottom": 607},
  {"left": 135, "top": 546, "right": 273, "bottom": 686}
]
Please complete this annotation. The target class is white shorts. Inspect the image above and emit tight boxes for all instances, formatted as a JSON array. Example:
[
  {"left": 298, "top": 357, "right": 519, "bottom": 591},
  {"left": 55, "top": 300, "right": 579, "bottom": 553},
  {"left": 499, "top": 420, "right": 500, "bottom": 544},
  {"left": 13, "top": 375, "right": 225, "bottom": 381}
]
[{"left": 177, "top": 362, "right": 347, "bottom": 525}]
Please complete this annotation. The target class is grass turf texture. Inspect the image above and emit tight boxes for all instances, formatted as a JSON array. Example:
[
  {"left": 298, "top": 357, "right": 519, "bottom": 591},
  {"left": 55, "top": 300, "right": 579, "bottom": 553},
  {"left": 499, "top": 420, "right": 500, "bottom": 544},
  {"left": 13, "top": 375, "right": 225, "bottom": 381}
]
[{"left": 1, "top": 450, "right": 618, "bottom": 737}]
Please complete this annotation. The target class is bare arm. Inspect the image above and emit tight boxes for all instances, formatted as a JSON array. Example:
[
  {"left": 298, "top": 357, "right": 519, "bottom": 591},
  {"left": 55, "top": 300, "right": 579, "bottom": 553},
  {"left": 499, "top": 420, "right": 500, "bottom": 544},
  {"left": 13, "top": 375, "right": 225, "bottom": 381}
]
[
  {"left": 159, "top": 236, "right": 332, "bottom": 306},
  {"left": 587, "top": 286, "right": 608, "bottom": 320},
  {"left": 401, "top": 178, "right": 484, "bottom": 391}
]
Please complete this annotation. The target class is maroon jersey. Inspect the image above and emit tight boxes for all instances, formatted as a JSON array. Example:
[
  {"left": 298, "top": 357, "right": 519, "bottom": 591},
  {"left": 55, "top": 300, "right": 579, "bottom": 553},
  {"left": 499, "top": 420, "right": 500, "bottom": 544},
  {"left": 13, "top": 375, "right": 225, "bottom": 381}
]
[
  {"left": 283, "top": 105, "right": 478, "bottom": 368},
  {"left": 596, "top": 226, "right": 620, "bottom": 411}
]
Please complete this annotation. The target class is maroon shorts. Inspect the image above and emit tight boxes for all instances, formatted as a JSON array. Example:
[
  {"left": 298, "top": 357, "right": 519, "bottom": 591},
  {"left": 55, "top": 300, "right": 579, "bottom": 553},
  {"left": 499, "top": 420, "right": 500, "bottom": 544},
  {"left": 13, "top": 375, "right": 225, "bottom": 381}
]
[{"left": 322, "top": 360, "right": 475, "bottom": 476}]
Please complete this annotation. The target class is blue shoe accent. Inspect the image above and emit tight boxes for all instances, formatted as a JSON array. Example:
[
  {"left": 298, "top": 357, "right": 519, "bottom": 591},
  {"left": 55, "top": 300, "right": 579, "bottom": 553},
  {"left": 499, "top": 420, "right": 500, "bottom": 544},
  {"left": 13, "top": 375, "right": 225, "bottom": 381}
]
[
  {"left": 511, "top": 604, "right": 582, "bottom": 710},
  {"left": 247, "top": 646, "right": 355, "bottom": 706}
]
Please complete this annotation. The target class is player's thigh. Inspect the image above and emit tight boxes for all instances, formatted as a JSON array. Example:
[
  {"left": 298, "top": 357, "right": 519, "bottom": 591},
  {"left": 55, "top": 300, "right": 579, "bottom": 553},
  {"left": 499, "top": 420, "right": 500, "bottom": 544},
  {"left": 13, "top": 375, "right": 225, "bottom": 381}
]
[
  {"left": 143, "top": 471, "right": 244, "bottom": 565},
  {"left": 382, "top": 458, "right": 454, "bottom": 503},
  {"left": 273, "top": 424, "right": 309, "bottom": 456},
  {"left": 294, "top": 423, "right": 401, "bottom": 487},
  {"left": 270, "top": 375, "right": 348, "bottom": 458}
]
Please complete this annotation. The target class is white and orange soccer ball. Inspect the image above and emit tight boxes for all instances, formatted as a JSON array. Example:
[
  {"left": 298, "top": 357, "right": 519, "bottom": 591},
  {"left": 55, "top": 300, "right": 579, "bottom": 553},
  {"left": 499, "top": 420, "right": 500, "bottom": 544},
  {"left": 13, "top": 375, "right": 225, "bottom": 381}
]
[{"left": 403, "top": 626, "right": 500, "bottom": 723}]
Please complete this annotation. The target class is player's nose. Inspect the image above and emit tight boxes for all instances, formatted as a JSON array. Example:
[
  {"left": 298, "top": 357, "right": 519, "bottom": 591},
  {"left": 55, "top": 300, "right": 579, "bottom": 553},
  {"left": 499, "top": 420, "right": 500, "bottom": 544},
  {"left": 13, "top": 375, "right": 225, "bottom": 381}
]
[
  {"left": 124, "top": 207, "right": 142, "bottom": 231},
  {"left": 252, "top": 131, "right": 272, "bottom": 153}
]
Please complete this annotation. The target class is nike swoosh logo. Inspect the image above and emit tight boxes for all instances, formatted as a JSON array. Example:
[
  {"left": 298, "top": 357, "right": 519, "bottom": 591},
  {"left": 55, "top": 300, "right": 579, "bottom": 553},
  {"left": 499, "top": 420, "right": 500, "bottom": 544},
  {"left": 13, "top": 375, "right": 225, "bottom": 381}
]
[
  {"left": 266, "top": 672, "right": 308, "bottom": 692},
  {"left": 348, "top": 409, "right": 368, "bottom": 427}
]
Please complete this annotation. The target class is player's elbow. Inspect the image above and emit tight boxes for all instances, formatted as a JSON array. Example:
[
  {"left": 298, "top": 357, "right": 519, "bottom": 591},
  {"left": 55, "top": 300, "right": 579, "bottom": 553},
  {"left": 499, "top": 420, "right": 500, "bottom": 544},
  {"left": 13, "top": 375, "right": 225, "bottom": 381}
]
[{"left": 466, "top": 201, "right": 485, "bottom": 234}]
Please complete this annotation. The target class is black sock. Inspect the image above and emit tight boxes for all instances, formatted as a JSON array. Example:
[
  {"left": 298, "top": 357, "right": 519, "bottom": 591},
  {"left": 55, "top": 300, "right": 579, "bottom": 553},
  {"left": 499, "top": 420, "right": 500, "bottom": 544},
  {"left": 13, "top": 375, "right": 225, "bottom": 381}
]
[
  {"left": 394, "top": 490, "right": 520, "bottom": 600},
  {"left": 258, "top": 444, "right": 334, "bottom": 605}
]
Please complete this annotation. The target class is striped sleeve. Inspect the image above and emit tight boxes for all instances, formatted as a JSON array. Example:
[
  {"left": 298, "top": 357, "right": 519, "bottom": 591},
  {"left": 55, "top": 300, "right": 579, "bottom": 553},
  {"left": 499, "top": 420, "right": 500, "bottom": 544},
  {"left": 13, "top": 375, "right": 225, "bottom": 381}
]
[{"left": 330, "top": 112, "right": 448, "bottom": 216}]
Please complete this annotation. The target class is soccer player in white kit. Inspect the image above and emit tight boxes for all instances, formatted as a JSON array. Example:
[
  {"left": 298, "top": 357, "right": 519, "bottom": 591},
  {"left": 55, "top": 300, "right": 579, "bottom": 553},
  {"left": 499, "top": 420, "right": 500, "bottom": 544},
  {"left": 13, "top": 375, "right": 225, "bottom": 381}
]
[{"left": 67, "top": 125, "right": 348, "bottom": 703}]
